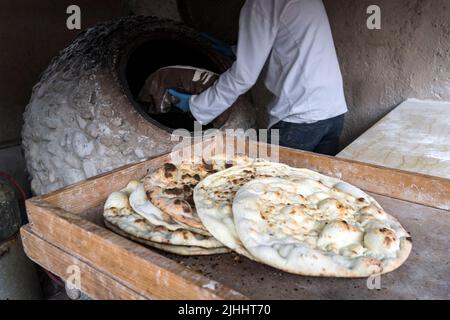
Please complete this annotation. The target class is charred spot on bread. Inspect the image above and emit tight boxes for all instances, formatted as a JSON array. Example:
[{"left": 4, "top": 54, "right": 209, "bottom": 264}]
[
  {"left": 202, "top": 160, "right": 214, "bottom": 171},
  {"left": 365, "top": 257, "right": 382, "bottom": 269},
  {"left": 165, "top": 188, "right": 183, "bottom": 195},
  {"left": 181, "top": 202, "right": 192, "bottom": 213},
  {"left": 173, "top": 198, "right": 192, "bottom": 213},
  {"left": 186, "top": 195, "right": 195, "bottom": 206},
  {"left": 379, "top": 228, "right": 397, "bottom": 246},
  {"left": 163, "top": 163, "right": 177, "bottom": 177},
  {"left": 337, "top": 220, "right": 359, "bottom": 232},
  {"left": 154, "top": 225, "right": 166, "bottom": 232},
  {"left": 232, "top": 177, "right": 245, "bottom": 185}
]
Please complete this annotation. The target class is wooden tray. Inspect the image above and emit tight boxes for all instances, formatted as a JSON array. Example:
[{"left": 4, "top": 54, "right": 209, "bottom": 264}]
[{"left": 21, "top": 138, "right": 450, "bottom": 299}]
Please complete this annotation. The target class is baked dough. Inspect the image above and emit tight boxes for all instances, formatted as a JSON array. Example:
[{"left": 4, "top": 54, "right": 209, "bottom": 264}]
[
  {"left": 232, "top": 176, "right": 412, "bottom": 277},
  {"left": 129, "top": 182, "right": 186, "bottom": 231},
  {"left": 194, "top": 162, "right": 316, "bottom": 259},
  {"left": 143, "top": 155, "right": 254, "bottom": 235},
  {"left": 104, "top": 221, "right": 230, "bottom": 256},
  {"left": 103, "top": 190, "right": 224, "bottom": 249}
]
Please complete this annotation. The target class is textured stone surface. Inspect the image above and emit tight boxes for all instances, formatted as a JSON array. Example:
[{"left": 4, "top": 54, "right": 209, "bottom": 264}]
[
  {"left": 0, "top": 181, "right": 21, "bottom": 240},
  {"left": 22, "top": 16, "right": 254, "bottom": 195}
]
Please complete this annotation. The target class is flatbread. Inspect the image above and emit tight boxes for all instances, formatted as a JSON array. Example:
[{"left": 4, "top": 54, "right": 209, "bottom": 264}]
[
  {"left": 103, "top": 190, "right": 224, "bottom": 249},
  {"left": 104, "top": 221, "right": 230, "bottom": 256},
  {"left": 193, "top": 162, "right": 315, "bottom": 259},
  {"left": 233, "top": 176, "right": 412, "bottom": 277},
  {"left": 129, "top": 182, "right": 186, "bottom": 232},
  {"left": 143, "top": 155, "right": 254, "bottom": 235},
  {"left": 120, "top": 180, "right": 192, "bottom": 232}
]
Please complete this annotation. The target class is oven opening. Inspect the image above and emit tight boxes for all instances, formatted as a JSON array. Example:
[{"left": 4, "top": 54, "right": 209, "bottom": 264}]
[{"left": 122, "top": 34, "right": 227, "bottom": 132}]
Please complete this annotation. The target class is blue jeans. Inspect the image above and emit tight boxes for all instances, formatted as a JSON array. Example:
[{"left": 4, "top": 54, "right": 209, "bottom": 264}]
[{"left": 269, "top": 114, "right": 345, "bottom": 156}]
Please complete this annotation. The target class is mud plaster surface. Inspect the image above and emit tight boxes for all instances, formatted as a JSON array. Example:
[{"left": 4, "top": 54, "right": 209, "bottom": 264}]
[{"left": 338, "top": 99, "right": 450, "bottom": 179}]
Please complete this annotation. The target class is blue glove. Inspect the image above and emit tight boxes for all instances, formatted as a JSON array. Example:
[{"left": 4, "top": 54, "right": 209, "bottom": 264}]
[{"left": 167, "top": 89, "right": 191, "bottom": 113}]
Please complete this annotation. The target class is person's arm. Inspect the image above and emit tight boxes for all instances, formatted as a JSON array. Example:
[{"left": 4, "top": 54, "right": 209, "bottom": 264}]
[{"left": 190, "top": 1, "right": 278, "bottom": 125}]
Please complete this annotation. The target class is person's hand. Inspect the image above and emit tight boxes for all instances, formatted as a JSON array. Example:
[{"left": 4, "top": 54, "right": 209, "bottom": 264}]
[{"left": 167, "top": 89, "right": 191, "bottom": 112}]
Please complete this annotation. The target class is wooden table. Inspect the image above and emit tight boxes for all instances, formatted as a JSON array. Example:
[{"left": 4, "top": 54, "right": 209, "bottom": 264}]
[{"left": 21, "top": 138, "right": 450, "bottom": 299}]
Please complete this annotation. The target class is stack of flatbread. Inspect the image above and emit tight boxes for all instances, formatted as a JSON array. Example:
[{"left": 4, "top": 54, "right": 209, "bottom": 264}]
[
  {"left": 103, "top": 155, "right": 253, "bottom": 256},
  {"left": 104, "top": 157, "right": 412, "bottom": 277}
]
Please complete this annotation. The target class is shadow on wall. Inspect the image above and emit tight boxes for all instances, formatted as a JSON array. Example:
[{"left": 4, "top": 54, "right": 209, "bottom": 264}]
[
  {"left": 0, "top": 0, "right": 129, "bottom": 146},
  {"left": 324, "top": 0, "right": 450, "bottom": 147}
]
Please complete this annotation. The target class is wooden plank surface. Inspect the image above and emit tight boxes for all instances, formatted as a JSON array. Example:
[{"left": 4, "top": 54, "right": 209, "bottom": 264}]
[
  {"left": 166, "top": 193, "right": 450, "bottom": 299},
  {"left": 77, "top": 193, "right": 449, "bottom": 299},
  {"left": 25, "top": 200, "right": 246, "bottom": 300},
  {"left": 21, "top": 225, "right": 145, "bottom": 300},
  {"left": 22, "top": 138, "right": 450, "bottom": 299},
  {"left": 24, "top": 192, "right": 450, "bottom": 299},
  {"left": 214, "top": 137, "right": 450, "bottom": 210},
  {"left": 38, "top": 154, "right": 172, "bottom": 215},
  {"left": 38, "top": 139, "right": 450, "bottom": 213}
]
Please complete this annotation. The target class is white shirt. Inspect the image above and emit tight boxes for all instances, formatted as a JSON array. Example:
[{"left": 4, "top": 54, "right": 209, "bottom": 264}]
[{"left": 189, "top": 0, "right": 348, "bottom": 128}]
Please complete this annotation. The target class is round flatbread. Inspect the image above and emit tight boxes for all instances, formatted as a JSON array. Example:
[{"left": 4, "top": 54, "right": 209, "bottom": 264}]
[
  {"left": 143, "top": 155, "right": 254, "bottom": 235},
  {"left": 104, "top": 221, "right": 230, "bottom": 256},
  {"left": 129, "top": 182, "right": 186, "bottom": 232},
  {"left": 193, "top": 162, "right": 315, "bottom": 259},
  {"left": 121, "top": 180, "right": 195, "bottom": 233},
  {"left": 103, "top": 190, "right": 224, "bottom": 249},
  {"left": 233, "top": 176, "right": 412, "bottom": 277}
]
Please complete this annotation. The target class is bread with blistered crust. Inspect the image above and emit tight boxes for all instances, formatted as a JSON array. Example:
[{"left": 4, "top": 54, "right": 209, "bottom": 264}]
[
  {"left": 143, "top": 155, "right": 254, "bottom": 235},
  {"left": 194, "top": 162, "right": 314, "bottom": 260},
  {"left": 104, "top": 221, "right": 230, "bottom": 256},
  {"left": 103, "top": 190, "right": 223, "bottom": 249},
  {"left": 233, "top": 176, "right": 412, "bottom": 277}
]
